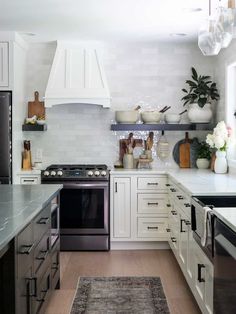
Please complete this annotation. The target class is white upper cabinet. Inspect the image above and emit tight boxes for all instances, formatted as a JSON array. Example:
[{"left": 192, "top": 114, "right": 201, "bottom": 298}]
[
  {"left": 0, "top": 42, "right": 9, "bottom": 87},
  {"left": 44, "top": 41, "right": 111, "bottom": 108}
]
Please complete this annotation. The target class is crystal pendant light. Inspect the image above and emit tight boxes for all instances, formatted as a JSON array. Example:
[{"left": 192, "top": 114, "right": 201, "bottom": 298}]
[
  {"left": 198, "top": 18, "right": 222, "bottom": 56},
  {"left": 217, "top": 3, "right": 234, "bottom": 48}
]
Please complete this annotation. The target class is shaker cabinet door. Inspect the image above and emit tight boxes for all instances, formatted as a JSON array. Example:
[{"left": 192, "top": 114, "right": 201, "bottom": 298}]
[
  {"left": 113, "top": 177, "right": 131, "bottom": 238},
  {"left": 0, "top": 42, "right": 9, "bottom": 87}
]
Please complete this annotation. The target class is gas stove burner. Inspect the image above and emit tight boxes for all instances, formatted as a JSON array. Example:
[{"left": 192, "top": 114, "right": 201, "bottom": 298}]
[{"left": 41, "top": 164, "right": 109, "bottom": 181}]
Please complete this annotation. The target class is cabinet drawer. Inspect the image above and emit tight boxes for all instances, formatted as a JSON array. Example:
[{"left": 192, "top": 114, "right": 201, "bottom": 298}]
[
  {"left": 137, "top": 177, "right": 167, "bottom": 190},
  {"left": 20, "top": 177, "right": 39, "bottom": 185},
  {"left": 51, "top": 240, "right": 60, "bottom": 289},
  {"left": 34, "top": 232, "right": 50, "bottom": 276},
  {"left": 137, "top": 194, "right": 168, "bottom": 215},
  {"left": 137, "top": 217, "right": 168, "bottom": 238},
  {"left": 17, "top": 222, "right": 34, "bottom": 277},
  {"left": 34, "top": 266, "right": 51, "bottom": 314},
  {"left": 34, "top": 204, "right": 51, "bottom": 244}
]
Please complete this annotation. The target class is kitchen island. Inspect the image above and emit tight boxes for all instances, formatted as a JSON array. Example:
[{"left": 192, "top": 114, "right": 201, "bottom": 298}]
[{"left": 0, "top": 184, "right": 62, "bottom": 314}]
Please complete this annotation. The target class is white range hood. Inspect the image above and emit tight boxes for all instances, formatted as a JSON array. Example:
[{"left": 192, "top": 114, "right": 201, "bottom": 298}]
[{"left": 44, "top": 41, "right": 111, "bottom": 108}]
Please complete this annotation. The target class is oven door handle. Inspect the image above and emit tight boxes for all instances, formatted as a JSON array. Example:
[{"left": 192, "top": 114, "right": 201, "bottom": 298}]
[{"left": 63, "top": 183, "right": 108, "bottom": 189}]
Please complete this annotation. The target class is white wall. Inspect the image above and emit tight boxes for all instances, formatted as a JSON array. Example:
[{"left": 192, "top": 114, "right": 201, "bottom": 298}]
[
  {"left": 214, "top": 39, "right": 236, "bottom": 123},
  {"left": 24, "top": 41, "right": 215, "bottom": 169}
]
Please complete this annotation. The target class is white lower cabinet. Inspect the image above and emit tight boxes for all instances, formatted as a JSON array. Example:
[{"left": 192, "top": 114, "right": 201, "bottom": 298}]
[
  {"left": 168, "top": 205, "right": 179, "bottom": 256},
  {"left": 113, "top": 177, "right": 131, "bottom": 238},
  {"left": 137, "top": 217, "right": 168, "bottom": 238},
  {"left": 110, "top": 173, "right": 168, "bottom": 243},
  {"left": 168, "top": 178, "right": 213, "bottom": 314},
  {"left": 17, "top": 171, "right": 41, "bottom": 184},
  {"left": 192, "top": 240, "right": 214, "bottom": 314}
]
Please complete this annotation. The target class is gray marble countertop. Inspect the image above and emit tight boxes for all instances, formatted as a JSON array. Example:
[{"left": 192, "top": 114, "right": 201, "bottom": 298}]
[{"left": 0, "top": 184, "right": 62, "bottom": 252}]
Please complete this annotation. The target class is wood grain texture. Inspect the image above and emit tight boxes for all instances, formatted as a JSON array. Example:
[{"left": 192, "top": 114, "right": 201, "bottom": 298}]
[
  {"left": 28, "top": 91, "right": 45, "bottom": 118},
  {"left": 179, "top": 132, "right": 191, "bottom": 168},
  {"left": 45, "top": 250, "right": 201, "bottom": 314}
]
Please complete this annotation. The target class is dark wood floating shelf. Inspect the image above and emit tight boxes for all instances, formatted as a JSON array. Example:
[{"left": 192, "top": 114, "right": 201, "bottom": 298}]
[
  {"left": 22, "top": 124, "right": 47, "bottom": 131},
  {"left": 110, "top": 123, "right": 214, "bottom": 131}
]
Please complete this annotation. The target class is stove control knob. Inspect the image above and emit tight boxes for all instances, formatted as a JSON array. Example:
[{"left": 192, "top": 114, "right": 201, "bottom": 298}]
[
  {"left": 51, "top": 171, "right": 56, "bottom": 176},
  {"left": 43, "top": 171, "right": 50, "bottom": 177},
  {"left": 87, "top": 170, "right": 94, "bottom": 177},
  {"left": 101, "top": 171, "right": 107, "bottom": 176},
  {"left": 94, "top": 170, "right": 100, "bottom": 176},
  {"left": 57, "top": 170, "right": 63, "bottom": 176}
]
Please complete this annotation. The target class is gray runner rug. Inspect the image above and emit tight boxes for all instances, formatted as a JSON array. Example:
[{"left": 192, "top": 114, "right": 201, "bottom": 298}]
[{"left": 70, "top": 276, "right": 170, "bottom": 314}]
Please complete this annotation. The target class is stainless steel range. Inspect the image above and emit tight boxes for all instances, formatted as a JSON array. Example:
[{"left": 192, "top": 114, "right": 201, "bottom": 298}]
[{"left": 41, "top": 164, "right": 110, "bottom": 251}]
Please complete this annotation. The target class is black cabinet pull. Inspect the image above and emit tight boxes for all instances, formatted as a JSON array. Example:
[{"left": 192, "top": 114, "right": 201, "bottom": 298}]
[
  {"left": 115, "top": 182, "right": 117, "bottom": 193},
  {"left": 36, "top": 250, "right": 49, "bottom": 261},
  {"left": 147, "top": 202, "right": 159, "bottom": 206},
  {"left": 147, "top": 182, "right": 158, "bottom": 185},
  {"left": 166, "top": 204, "right": 171, "bottom": 207},
  {"left": 37, "top": 217, "right": 50, "bottom": 224},
  {"left": 185, "top": 220, "right": 191, "bottom": 226},
  {"left": 166, "top": 228, "right": 171, "bottom": 232},
  {"left": 177, "top": 195, "right": 184, "bottom": 200},
  {"left": 147, "top": 226, "right": 158, "bottom": 230},
  {"left": 52, "top": 264, "right": 59, "bottom": 271},
  {"left": 170, "top": 188, "right": 176, "bottom": 192},
  {"left": 27, "top": 277, "right": 37, "bottom": 297},
  {"left": 184, "top": 203, "right": 191, "bottom": 207},
  {"left": 166, "top": 184, "right": 171, "bottom": 187},
  {"left": 19, "top": 244, "right": 34, "bottom": 255},
  {"left": 197, "top": 264, "right": 205, "bottom": 282},
  {"left": 171, "top": 210, "right": 177, "bottom": 216},
  {"left": 180, "top": 219, "right": 186, "bottom": 233},
  {"left": 171, "top": 237, "right": 177, "bottom": 243}
]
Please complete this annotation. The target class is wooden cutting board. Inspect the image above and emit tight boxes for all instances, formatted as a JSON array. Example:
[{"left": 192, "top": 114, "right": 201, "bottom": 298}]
[
  {"left": 179, "top": 132, "right": 191, "bottom": 168},
  {"left": 28, "top": 91, "right": 45, "bottom": 118}
]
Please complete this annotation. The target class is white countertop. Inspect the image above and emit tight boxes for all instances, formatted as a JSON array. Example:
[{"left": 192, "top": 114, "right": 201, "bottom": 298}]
[
  {"left": 111, "top": 168, "right": 236, "bottom": 196},
  {"left": 213, "top": 208, "right": 236, "bottom": 233}
]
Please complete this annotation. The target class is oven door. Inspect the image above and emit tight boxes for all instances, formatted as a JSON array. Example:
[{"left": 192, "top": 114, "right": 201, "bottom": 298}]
[{"left": 60, "top": 181, "right": 109, "bottom": 235}]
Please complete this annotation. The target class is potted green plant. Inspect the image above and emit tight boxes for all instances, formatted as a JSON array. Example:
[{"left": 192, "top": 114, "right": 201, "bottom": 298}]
[
  {"left": 196, "top": 141, "right": 211, "bottom": 169},
  {"left": 181, "top": 67, "right": 220, "bottom": 123}
]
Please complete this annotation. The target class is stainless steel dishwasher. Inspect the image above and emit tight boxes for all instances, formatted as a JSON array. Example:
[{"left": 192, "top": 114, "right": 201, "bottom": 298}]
[{"left": 214, "top": 217, "right": 236, "bottom": 314}]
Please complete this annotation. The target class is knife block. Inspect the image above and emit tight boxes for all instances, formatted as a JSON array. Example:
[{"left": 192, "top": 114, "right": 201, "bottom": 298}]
[{"left": 22, "top": 149, "right": 32, "bottom": 170}]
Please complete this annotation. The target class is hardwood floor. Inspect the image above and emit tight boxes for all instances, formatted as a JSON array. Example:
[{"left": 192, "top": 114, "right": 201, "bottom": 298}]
[{"left": 45, "top": 250, "right": 201, "bottom": 314}]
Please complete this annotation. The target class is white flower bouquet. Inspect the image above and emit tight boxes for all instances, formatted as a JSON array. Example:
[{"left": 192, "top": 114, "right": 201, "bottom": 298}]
[{"left": 206, "top": 121, "right": 229, "bottom": 151}]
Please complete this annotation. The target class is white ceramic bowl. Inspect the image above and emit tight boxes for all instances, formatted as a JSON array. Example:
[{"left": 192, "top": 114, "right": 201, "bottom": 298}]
[
  {"left": 164, "top": 113, "right": 181, "bottom": 124},
  {"left": 141, "top": 111, "right": 162, "bottom": 124},
  {"left": 115, "top": 111, "right": 139, "bottom": 124},
  {"left": 37, "top": 120, "right": 46, "bottom": 125}
]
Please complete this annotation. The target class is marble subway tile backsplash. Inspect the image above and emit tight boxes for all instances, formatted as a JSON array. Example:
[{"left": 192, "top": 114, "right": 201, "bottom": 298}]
[{"left": 25, "top": 41, "right": 215, "bottom": 168}]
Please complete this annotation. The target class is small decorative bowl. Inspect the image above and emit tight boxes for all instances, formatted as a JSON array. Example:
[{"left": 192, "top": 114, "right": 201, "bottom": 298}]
[{"left": 37, "top": 120, "right": 46, "bottom": 125}]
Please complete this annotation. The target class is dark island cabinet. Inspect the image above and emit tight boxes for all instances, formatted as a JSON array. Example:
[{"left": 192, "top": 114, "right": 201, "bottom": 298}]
[{"left": 15, "top": 193, "right": 60, "bottom": 314}]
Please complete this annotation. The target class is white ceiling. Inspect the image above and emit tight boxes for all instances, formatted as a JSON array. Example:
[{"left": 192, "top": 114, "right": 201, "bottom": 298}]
[{"left": 0, "top": 0, "right": 218, "bottom": 42}]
